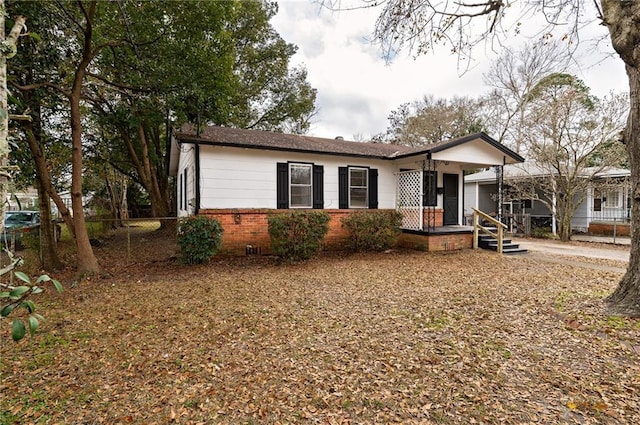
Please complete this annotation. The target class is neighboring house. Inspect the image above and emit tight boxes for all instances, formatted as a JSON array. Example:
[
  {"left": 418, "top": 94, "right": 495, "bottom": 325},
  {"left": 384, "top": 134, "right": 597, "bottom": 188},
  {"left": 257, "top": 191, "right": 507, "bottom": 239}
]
[
  {"left": 464, "top": 163, "right": 631, "bottom": 234},
  {"left": 169, "top": 125, "right": 524, "bottom": 254},
  {"left": 5, "top": 187, "right": 39, "bottom": 211}
]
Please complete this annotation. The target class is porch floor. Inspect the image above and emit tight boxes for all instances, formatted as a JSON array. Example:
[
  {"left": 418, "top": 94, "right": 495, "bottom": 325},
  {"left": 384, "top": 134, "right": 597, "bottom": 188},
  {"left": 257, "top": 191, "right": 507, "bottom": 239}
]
[{"left": 401, "top": 225, "right": 474, "bottom": 235}]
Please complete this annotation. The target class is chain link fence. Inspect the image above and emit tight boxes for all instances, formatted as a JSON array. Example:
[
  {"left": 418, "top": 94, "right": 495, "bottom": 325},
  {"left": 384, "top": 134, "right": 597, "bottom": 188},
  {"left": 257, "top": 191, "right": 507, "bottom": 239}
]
[
  {"left": 3, "top": 217, "right": 180, "bottom": 266},
  {"left": 503, "top": 213, "right": 631, "bottom": 239}
]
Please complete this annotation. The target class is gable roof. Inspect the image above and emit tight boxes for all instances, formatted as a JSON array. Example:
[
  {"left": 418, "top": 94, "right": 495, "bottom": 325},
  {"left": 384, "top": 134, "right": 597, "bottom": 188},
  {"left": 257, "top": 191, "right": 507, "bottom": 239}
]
[{"left": 170, "top": 125, "right": 525, "bottom": 174}]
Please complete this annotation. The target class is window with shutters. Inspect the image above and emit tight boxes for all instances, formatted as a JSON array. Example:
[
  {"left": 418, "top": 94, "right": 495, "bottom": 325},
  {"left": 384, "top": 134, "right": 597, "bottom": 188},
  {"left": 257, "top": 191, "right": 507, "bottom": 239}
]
[
  {"left": 289, "top": 163, "right": 313, "bottom": 208},
  {"left": 349, "top": 167, "right": 368, "bottom": 208}
]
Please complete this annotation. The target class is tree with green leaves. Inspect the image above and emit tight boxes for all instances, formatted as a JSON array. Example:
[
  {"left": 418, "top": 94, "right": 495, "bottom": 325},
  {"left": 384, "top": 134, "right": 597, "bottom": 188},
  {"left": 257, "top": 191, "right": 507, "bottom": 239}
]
[
  {"left": 84, "top": 0, "right": 316, "bottom": 221},
  {"left": 8, "top": 0, "right": 317, "bottom": 273}
]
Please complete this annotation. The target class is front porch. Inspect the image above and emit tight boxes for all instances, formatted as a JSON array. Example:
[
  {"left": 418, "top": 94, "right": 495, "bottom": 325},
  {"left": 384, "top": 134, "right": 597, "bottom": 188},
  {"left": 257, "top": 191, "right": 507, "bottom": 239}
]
[{"left": 397, "top": 226, "right": 474, "bottom": 251}]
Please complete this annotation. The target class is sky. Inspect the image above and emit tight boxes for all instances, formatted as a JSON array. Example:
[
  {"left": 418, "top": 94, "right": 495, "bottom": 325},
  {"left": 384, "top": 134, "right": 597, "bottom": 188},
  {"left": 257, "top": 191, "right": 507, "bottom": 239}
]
[{"left": 271, "top": 0, "right": 629, "bottom": 140}]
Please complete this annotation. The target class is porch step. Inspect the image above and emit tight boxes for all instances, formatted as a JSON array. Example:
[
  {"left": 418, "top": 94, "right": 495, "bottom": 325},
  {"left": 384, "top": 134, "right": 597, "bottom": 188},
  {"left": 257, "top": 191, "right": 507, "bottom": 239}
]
[{"left": 477, "top": 234, "right": 528, "bottom": 255}]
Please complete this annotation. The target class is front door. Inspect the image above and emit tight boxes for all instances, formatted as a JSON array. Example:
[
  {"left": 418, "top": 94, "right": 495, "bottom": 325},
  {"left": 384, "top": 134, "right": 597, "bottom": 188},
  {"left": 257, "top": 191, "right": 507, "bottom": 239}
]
[{"left": 443, "top": 173, "right": 459, "bottom": 225}]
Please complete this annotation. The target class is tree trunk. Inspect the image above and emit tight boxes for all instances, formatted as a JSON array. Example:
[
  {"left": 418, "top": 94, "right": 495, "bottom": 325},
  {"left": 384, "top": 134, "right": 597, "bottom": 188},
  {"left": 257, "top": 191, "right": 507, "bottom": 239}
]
[
  {"left": 607, "top": 63, "right": 640, "bottom": 316},
  {"left": 70, "top": 93, "right": 100, "bottom": 275},
  {"left": 120, "top": 123, "right": 171, "bottom": 219},
  {"left": 35, "top": 177, "right": 61, "bottom": 270},
  {"left": 24, "top": 125, "right": 75, "bottom": 241},
  {"left": 23, "top": 99, "right": 62, "bottom": 270},
  {"left": 558, "top": 213, "right": 571, "bottom": 242},
  {"left": 601, "top": 0, "right": 640, "bottom": 316},
  {"left": 0, "top": 4, "right": 25, "bottom": 238}
]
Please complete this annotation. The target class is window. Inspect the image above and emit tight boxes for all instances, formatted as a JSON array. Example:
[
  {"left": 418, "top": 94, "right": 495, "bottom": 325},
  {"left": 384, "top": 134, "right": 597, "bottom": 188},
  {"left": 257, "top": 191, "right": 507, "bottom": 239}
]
[
  {"left": 277, "top": 162, "right": 323, "bottom": 209},
  {"left": 605, "top": 190, "right": 621, "bottom": 208},
  {"left": 183, "top": 168, "right": 188, "bottom": 211},
  {"left": 339, "top": 166, "right": 377, "bottom": 209},
  {"left": 593, "top": 188, "right": 602, "bottom": 212},
  {"left": 349, "top": 168, "right": 368, "bottom": 208},
  {"left": 179, "top": 173, "right": 183, "bottom": 210},
  {"left": 423, "top": 171, "right": 437, "bottom": 207},
  {"left": 289, "top": 163, "right": 313, "bottom": 208}
]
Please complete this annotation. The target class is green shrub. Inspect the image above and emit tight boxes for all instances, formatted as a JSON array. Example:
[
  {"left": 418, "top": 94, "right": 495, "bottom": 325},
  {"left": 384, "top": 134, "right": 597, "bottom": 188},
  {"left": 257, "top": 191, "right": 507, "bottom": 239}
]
[
  {"left": 530, "top": 227, "right": 558, "bottom": 239},
  {"left": 20, "top": 227, "right": 40, "bottom": 252},
  {"left": 177, "top": 216, "right": 224, "bottom": 264},
  {"left": 341, "top": 210, "right": 403, "bottom": 252},
  {"left": 268, "top": 211, "right": 330, "bottom": 261}
]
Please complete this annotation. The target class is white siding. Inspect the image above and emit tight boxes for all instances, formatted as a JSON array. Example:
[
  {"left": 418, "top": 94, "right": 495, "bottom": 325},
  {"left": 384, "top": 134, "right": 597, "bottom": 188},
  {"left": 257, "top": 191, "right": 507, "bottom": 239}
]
[
  {"left": 572, "top": 193, "right": 589, "bottom": 232},
  {"left": 198, "top": 145, "right": 398, "bottom": 209},
  {"left": 431, "top": 139, "right": 512, "bottom": 166},
  {"left": 464, "top": 182, "right": 478, "bottom": 219},
  {"left": 177, "top": 143, "right": 196, "bottom": 217}
]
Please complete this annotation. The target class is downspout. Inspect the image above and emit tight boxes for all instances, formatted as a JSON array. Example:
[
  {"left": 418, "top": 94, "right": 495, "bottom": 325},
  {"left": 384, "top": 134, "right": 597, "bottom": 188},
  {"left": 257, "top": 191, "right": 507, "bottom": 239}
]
[{"left": 195, "top": 143, "right": 201, "bottom": 215}]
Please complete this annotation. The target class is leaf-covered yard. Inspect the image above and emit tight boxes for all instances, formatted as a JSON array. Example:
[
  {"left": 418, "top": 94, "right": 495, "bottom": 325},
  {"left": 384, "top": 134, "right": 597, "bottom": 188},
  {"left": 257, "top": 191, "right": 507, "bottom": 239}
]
[{"left": 1, "top": 231, "right": 639, "bottom": 424}]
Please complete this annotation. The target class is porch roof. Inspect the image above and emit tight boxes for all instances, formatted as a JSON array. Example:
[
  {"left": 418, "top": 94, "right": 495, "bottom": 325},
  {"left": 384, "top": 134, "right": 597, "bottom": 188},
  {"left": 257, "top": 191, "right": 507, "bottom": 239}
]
[{"left": 465, "top": 163, "right": 631, "bottom": 184}]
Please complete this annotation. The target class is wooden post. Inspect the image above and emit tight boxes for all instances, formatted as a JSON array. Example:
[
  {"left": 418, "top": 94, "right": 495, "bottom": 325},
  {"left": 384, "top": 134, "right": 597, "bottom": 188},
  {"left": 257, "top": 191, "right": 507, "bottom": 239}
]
[{"left": 473, "top": 210, "right": 479, "bottom": 249}]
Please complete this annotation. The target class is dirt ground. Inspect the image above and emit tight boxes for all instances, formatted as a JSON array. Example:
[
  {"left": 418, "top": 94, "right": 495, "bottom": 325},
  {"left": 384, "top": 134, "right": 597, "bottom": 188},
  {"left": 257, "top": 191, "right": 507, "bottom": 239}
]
[{"left": 1, "top": 228, "right": 639, "bottom": 424}]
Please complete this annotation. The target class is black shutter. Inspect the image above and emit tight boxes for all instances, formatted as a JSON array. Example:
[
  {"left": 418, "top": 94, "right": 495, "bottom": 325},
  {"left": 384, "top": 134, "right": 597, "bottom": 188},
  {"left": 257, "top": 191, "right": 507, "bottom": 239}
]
[
  {"left": 338, "top": 167, "right": 348, "bottom": 209},
  {"left": 313, "top": 165, "right": 324, "bottom": 209},
  {"left": 277, "top": 163, "right": 289, "bottom": 209},
  {"left": 368, "top": 168, "right": 378, "bottom": 209}
]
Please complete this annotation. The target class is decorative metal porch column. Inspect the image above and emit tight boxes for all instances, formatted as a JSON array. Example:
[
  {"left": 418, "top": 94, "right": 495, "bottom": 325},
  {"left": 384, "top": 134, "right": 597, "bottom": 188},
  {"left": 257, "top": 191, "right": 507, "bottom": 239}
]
[{"left": 494, "top": 165, "right": 503, "bottom": 224}]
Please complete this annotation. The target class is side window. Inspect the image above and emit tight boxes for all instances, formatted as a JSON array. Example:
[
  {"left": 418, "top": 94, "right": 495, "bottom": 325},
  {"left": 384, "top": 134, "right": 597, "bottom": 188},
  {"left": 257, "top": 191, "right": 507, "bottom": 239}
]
[
  {"left": 179, "top": 173, "right": 183, "bottom": 210},
  {"left": 183, "top": 168, "right": 188, "bottom": 211}
]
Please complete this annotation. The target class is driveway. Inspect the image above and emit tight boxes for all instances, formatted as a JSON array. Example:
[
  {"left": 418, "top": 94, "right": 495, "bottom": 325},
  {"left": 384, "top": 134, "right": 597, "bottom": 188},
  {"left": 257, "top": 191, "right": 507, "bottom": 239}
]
[{"left": 514, "top": 238, "right": 630, "bottom": 262}]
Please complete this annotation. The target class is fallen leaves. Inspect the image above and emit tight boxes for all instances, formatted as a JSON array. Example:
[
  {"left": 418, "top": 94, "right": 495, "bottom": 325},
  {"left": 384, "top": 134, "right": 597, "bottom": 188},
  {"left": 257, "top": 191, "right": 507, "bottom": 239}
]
[{"left": 1, "top": 228, "right": 639, "bottom": 423}]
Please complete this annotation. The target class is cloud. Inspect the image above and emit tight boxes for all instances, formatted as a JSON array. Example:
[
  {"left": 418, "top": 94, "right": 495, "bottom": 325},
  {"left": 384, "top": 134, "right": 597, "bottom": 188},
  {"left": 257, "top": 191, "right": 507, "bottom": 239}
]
[{"left": 272, "top": 0, "right": 628, "bottom": 141}]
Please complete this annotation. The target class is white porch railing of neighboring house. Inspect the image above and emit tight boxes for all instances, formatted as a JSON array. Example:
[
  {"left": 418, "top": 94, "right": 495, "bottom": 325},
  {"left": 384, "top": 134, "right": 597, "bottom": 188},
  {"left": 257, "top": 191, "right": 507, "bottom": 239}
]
[
  {"left": 590, "top": 208, "right": 631, "bottom": 222},
  {"left": 396, "top": 170, "right": 423, "bottom": 231}
]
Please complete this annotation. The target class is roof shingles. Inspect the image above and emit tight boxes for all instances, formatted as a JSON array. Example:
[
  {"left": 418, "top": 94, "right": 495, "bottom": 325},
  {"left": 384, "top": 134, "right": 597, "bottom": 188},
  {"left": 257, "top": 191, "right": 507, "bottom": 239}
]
[{"left": 174, "top": 124, "right": 524, "bottom": 163}]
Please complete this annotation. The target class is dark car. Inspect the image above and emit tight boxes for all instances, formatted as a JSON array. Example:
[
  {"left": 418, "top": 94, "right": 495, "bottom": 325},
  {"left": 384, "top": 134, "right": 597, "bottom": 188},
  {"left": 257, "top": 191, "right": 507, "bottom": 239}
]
[{"left": 2, "top": 211, "right": 41, "bottom": 249}]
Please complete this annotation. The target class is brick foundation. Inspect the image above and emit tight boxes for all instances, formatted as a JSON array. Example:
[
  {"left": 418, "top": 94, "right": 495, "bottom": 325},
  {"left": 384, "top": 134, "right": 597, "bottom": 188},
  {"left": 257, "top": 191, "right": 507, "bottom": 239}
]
[
  {"left": 588, "top": 221, "right": 631, "bottom": 237},
  {"left": 397, "top": 231, "right": 472, "bottom": 252},
  {"left": 198, "top": 208, "right": 467, "bottom": 256},
  {"left": 199, "top": 209, "right": 369, "bottom": 255},
  {"left": 423, "top": 209, "right": 444, "bottom": 227}
]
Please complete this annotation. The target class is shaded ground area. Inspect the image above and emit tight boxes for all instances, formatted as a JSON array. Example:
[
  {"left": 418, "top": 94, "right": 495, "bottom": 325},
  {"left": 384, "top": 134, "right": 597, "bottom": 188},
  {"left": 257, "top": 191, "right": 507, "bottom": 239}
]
[{"left": 1, "top": 228, "right": 639, "bottom": 424}]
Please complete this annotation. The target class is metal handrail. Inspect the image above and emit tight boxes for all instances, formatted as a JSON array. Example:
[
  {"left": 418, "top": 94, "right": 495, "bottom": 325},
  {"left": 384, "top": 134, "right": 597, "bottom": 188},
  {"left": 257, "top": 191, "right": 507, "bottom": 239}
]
[{"left": 472, "top": 208, "right": 507, "bottom": 254}]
